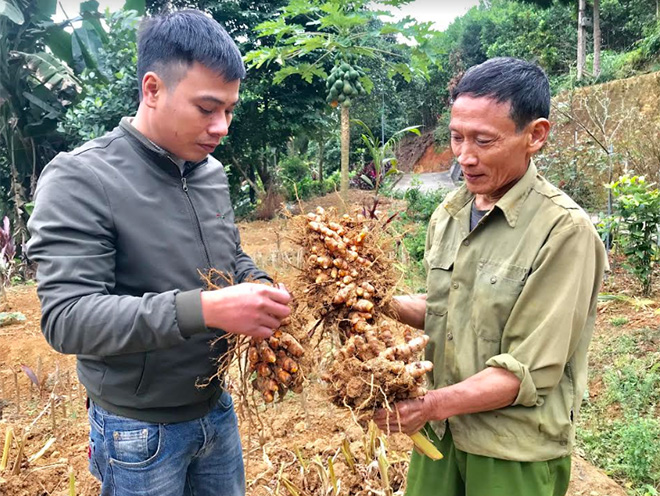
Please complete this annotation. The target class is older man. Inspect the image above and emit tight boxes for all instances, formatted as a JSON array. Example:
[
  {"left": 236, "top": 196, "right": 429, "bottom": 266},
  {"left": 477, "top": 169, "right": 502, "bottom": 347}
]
[{"left": 374, "top": 57, "right": 607, "bottom": 496}]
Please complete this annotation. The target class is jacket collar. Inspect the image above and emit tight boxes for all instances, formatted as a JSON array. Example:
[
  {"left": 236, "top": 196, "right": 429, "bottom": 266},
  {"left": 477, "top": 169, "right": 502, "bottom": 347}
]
[
  {"left": 445, "top": 160, "right": 538, "bottom": 228},
  {"left": 119, "top": 117, "right": 208, "bottom": 178}
]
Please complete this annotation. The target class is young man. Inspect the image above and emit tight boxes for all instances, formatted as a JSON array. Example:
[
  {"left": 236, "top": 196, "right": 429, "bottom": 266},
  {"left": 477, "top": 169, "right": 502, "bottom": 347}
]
[
  {"left": 27, "top": 10, "right": 288, "bottom": 496},
  {"left": 374, "top": 57, "right": 608, "bottom": 496}
]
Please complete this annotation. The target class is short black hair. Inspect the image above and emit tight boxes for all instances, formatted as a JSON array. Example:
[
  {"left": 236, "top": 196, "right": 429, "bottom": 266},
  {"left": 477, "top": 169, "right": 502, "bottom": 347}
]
[
  {"left": 451, "top": 57, "right": 550, "bottom": 131},
  {"left": 137, "top": 9, "right": 245, "bottom": 99}
]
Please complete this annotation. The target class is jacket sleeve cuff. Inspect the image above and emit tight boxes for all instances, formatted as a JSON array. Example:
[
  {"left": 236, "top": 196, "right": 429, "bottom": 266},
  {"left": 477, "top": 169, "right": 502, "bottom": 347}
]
[
  {"left": 175, "top": 289, "right": 208, "bottom": 338},
  {"left": 486, "top": 353, "right": 540, "bottom": 407}
]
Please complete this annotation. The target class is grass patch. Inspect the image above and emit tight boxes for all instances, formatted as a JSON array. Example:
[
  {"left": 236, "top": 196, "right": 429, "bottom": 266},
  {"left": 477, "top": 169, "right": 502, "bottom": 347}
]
[
  {"left": 610, "top": 316, "right": 630, "bottom": 327},
  {"left": 579, "top": 327, "right": 660, "bottom": 494}
]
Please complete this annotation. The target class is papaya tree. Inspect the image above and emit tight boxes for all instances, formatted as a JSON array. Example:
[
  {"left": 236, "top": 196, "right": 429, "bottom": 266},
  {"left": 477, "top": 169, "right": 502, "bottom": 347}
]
[{"left": 246, "top": 0, "right": 439, "bottom": 206}]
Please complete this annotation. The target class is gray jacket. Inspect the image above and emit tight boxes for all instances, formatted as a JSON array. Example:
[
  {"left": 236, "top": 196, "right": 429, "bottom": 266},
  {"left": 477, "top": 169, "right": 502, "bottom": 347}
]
[{"left": 27, "top": 118, "right": 269, "bottom": 423}]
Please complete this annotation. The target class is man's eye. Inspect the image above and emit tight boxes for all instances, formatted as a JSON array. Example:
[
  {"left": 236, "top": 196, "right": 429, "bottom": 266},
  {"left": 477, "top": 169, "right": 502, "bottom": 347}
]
[
  {"left": 198, "top": 106, "right": 213, "bottom": 115},
  {"left": 450, "top": 134, "right": 462, "bottom": 142},
  {"left": 476, "top": 138, "right": 492, "bottom": 145}
]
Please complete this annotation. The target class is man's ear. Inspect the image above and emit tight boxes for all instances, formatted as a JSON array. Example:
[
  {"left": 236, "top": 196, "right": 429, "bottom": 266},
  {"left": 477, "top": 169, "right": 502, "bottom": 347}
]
[
  {"left": 527, "top": 118, "right": 551, "bottom": 154},
  {"left": 141, "top": 72, "right": 165, "bottom": 109}
]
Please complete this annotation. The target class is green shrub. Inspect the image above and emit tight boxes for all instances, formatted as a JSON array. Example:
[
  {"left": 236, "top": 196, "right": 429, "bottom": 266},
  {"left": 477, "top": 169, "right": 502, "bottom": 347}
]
[
  {"left": 581, "top": 415, "right": 660, "bottom": 487},
  {"left": 579, "top": 327, "right": 660, "bottom": 491},
  {"left": 401, "top": 187, "right": 447, "bottom": 224},
  {"left": 606, "top": 175, "right": 660, "bottom": 295},
  {"left": 60, "top": 9, "right": 140, "bottom": 146},
  {"left": 603, "top": 359, "right": 660, "bottom": 415},
  {"left": 609, "top": 316, "right": 629, "bottom": 327},
  {"left": 279, "top": 154, "right": 310, "bottom": 184},
  {"left": 536, "top": 143, "right": 609, "bottom": 210},
  {"left": 392, "top": 187, "right": 448, "bottom": 292},
  {"left": 282, "top": 169, "right": 339, "bottom": 202},
  {"left": 640, "top": 21, "right": 660, "bottom": 63}
]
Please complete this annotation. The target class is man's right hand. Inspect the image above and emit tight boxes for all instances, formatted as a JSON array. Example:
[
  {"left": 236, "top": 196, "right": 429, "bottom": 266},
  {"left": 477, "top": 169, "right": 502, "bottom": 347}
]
[{"left": 200, "top": 283, "right": 291, "bottom": 338}]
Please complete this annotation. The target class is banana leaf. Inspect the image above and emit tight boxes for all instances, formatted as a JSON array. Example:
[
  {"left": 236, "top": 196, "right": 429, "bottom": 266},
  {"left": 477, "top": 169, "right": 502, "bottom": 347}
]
[{"left": 0, "top": 0, "right": 24, "bottom": 25}]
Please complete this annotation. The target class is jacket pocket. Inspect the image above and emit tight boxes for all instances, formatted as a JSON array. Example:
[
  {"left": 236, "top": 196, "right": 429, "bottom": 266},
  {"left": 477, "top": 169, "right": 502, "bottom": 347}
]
[
  {"left": 470, "top": 260, "right": 528, "bottom": 343},
  {"left": 135, "top": 352, "right": 152, "bottom": 396},
  {"left": 425, "top": 250, "right": 454, "bottom": 318}
]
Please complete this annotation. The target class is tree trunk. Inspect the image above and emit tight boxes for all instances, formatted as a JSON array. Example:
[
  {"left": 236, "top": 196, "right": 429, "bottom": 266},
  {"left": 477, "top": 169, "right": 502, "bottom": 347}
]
[
  {"left": 340, "top": 104, "right": 350, "bottom": 211},
  {"left": 318, "top": 139, "right": 324, "bottom": 186},
  {"left": 593, "top": 0, "right": 601, "bottom": 78},
  {"left": 577, "top": 0, "right": 587, "bottom": 80},
  {"left": 255, "top": 155, "right": 272, "bottom": 194},
  {"left": 248, "top": 166, "right": 256, "bottom": 204}
]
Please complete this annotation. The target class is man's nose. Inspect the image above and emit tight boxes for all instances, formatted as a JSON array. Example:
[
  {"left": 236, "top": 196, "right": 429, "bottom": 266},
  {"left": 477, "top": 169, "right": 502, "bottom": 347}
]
[
  {"left": 455, "top": 142, "right": 478, "bottom": 167},
  {"left": 208, "top": 114, "right": 229, "bottom": 137}
]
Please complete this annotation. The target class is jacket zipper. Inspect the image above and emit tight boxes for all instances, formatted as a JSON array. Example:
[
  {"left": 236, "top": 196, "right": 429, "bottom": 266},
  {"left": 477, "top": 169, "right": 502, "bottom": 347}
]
[{"left": 181, "top": 174, "right": 212, "bottom": 269}]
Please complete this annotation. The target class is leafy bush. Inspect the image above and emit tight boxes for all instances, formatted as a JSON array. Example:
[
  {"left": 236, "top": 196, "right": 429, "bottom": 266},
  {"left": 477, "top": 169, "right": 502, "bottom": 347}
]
[
  {"left": 536, "top": 143, "right": 609, "bottom": 210},
  {"left": 578, "top": 327, "right": 660, "bottom": 492},
  {"left": 640, "top": 21, "right": 660, "bottom": 63},
  {"left": 592, "top": 49, "right": 645, "bottom": 82},
  {"left": 61, "top": 9, "right": 140, "bottom": 146},
  {"left": 433, "top": 111, "right": 451, "bottom": 147},
  {"left": 401, "top": 187, "right": 448, "bottom": 225},
  {"left": 603, "top": 358, "right": 660, "bottom": 415},
  {"left": 350, "top": 160, "right": 392, "bottom": 190},
  {"left": 281, "top": 158, "right": 340, "bottom": 202},
  {"left": 606, "top": 175, "right": 660, "bottom": 295},
  {"left": 391, "top": 186, "right": 448, "bottom": 292},
  {"left": 580, "top": 416, "right": 660, "bottom": 488},
  {"left": 350, "top": 120, "right": 420, "bottom": 194},
  {"left": 279, "top": 154, "right": 310, "bottom": 184}
]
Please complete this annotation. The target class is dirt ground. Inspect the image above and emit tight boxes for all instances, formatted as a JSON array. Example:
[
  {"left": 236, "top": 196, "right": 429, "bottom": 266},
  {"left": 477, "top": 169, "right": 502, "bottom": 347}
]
[{"left": 0, "top": 191, "right": 641, "bottom": 496}]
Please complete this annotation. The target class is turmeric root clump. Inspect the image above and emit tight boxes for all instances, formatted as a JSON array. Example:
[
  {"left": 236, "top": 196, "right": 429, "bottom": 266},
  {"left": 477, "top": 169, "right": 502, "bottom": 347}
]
[
  {"left": 293, "top": 206, "right": 434, "bottom": 412},
  {"left": 246, "top": 319, "right": 306, "bottom": 403}
]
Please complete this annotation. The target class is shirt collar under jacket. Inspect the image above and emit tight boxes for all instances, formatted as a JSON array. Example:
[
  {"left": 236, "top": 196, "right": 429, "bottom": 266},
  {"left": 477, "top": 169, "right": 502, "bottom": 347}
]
[
  {"left": 444, "top": 161, "right": 538, "bottom": 229},
  {"left": 119, "top": 117, "right": 205, "bottom": 177}
]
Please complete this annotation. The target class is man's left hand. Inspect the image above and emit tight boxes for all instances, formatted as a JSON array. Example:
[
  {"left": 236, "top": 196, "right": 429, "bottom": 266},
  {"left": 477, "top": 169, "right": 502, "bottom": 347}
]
[{"left": 372, "top": 396, "right": 432, "bottom": 436}]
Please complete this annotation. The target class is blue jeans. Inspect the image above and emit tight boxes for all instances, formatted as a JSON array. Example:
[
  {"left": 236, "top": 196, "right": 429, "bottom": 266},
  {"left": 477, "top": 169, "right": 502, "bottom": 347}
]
[{"left": 88, "top": 391, "right": 245, "bottom": 496}]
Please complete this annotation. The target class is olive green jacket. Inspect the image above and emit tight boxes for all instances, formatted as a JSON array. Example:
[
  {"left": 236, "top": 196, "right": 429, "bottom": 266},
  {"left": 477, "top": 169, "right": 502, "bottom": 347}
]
[{"left": 424, "top": 162, "right": 607, "bottom": 461}]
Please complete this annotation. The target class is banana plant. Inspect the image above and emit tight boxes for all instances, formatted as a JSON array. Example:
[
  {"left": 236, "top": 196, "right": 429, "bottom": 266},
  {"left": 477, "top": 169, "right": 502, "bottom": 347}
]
[
  {"left": 0, "top": 0, "right": 144, "bottom": 252},
  {"left": 353, "top": 119, "right": 420, "bottom": 196},
  {"left": 0, "top": 0, "right": 81, "bottom": 247}
]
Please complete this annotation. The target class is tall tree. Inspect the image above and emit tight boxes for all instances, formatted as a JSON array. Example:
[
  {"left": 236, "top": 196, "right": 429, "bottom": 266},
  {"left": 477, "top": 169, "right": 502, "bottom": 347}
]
[
  {"left": 200, "top": 0, "right": 331, "bottom": 204},
  {"left": 517, "top": 0, "right": 601, "bottom": 80},
  {"left": 577, "top": 0, "right": 587, "bottom": 79},
  {"left": 593, "top": 0, "right": 601, "bottom": 77},
  {"left": 246, "top": 0, "right": 438, "bottom": 206}
]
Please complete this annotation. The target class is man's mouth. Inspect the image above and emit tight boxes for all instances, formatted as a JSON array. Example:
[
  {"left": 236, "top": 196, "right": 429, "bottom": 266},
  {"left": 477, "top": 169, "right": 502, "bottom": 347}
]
[
  {"left": 199, "top": 143, "right": 217, "bottom": 153},
  {"left": 463, "top": 172, "right": 484, "bottom": 181}
]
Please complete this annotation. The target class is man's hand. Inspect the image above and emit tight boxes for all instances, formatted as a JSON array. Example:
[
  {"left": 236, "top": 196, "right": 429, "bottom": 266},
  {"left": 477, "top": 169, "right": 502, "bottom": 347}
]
[
  {"left": 200, "top": 283, "right": 291, "bottom": 338},
  {"left": 373, "top": 367, "right": 521, "bottom": 437},
  {"left": 373, "top": 394, "right": 438, "bottom": 436},
  {"left": 388, "top": 294, "right": 427, "bottom": 330}
]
